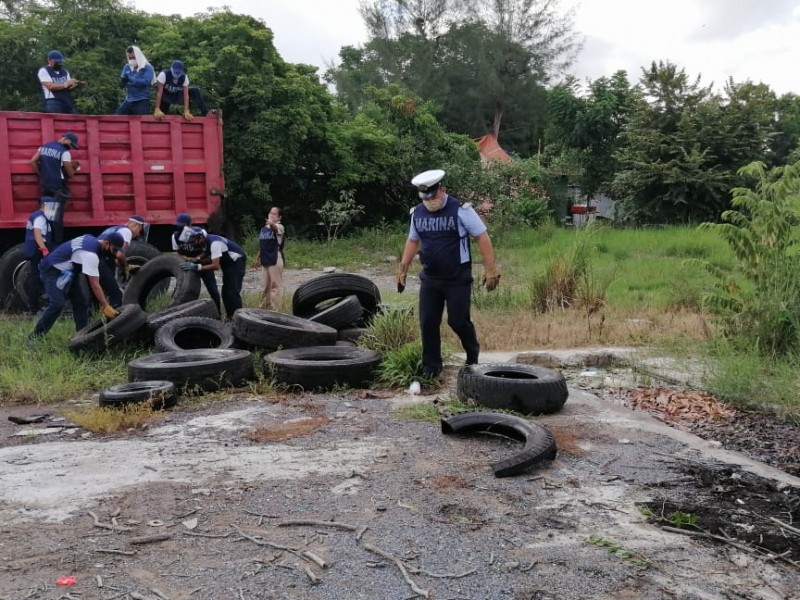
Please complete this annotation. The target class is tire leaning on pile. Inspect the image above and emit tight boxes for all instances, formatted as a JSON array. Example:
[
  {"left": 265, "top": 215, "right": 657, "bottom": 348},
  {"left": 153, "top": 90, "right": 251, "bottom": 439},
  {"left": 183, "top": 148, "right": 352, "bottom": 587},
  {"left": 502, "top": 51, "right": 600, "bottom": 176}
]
[
  {"left": 122, "top": 254, "right": 201, "bottom": 310},
  {"left": 68, "top": 303, "right": 148, "bottom": 353},
  {"left": 0, "top": 243, "right": 31, "bottom": 313},
  {"left": 292, "top": 273, "right": 381, "bottom": 324}
]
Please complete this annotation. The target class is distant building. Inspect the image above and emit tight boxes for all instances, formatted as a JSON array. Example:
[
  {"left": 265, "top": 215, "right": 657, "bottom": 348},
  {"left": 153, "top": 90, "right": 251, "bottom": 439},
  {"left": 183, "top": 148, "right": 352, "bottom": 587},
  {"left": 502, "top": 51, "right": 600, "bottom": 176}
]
[{"left": 475, "top": 133, "right": 511, "bottom": 164}]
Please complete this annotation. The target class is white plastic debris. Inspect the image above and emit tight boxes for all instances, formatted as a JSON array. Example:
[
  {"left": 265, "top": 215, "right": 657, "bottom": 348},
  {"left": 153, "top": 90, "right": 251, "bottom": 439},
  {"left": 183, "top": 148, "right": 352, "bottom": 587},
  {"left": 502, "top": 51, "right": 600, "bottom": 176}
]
[{"left": 407, "top": 381, "right": 421, "bottom": 396}]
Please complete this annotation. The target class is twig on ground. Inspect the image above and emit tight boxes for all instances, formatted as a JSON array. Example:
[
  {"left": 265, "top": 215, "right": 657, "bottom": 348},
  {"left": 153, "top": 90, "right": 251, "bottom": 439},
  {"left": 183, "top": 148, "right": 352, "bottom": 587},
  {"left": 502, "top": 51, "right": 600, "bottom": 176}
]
[
  {"left": 129, "top": 534, "right": 172, "bottom": 545},
  {"left": 94, "top": 548, "right": 136, "bottom": 556},
  {"left": 407, "top": 565, "right": 477, "bottom": 579},
  {"left": 278, "top": 519, "right": 359, "bottom": 532},
  {"left": 356, "top": 526, "right": 368, "bottom": 541},
  {"left": 183, "top": 531, "right": 233, "bottom": 539},
  {"left": 88, "top": 511, "right": 132, "bottom": 532},
  {"left": 150, "top": 588, "right": 169, "bottom": 600},
  {"left": 661, "top": 526, "right": 758, "bottom": 554},
  {"left": 363, "top": 543, "right": 431, "bottom": 598},
  {"left": 769, "top": 516, "right": 800, "bottom": 536},
  {"left": 303, "top": 550, "right": 330, "bottom": 569},
  {"left": 244, "top": 509, "right": 278, "bottom": 526},
  {"left": 303, "top": 564, "right": 321, "bottom": 584}
]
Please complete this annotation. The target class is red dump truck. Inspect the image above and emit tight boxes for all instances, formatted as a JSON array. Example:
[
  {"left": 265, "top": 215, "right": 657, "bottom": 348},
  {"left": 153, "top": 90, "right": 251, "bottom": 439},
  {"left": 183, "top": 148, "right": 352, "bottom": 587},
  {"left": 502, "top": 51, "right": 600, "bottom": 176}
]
[{"left": 0, "top": 110, "right": 225, "bottom": 310}]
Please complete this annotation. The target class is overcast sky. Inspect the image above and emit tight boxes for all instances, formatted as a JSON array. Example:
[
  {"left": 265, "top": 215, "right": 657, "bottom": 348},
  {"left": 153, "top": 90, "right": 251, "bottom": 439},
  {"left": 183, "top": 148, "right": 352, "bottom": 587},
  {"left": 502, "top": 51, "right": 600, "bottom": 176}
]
[{"left": 128, "top": 0, "right": 800, "bottom": 95}]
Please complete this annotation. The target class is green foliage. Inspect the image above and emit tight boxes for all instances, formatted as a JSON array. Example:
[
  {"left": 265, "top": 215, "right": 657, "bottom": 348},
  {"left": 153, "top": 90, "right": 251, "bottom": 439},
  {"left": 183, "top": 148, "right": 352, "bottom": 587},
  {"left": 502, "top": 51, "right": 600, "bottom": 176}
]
[
  {"left": 529, "top": 229, "right": 595, "bottom": 312},
  {"left": 694, "top": 160, "right": 800, "bottom": 357},
  {"left": 586, "top": 535, "right": 650, "bottom": 568},
  {"left": 393, "top": 397, "right": 473, "bottom": 422},
  {"left": 375, "top": 341, "right": 426, "bottom": 388},
  {"left": 359, "top": 304, "right": 418, "bottom": 356},
  {"left": 316, "top": 190, "right": 365, "bottom": 243},
  {"left": 667, "top": 511, "right": 699, "bottom": 528}
]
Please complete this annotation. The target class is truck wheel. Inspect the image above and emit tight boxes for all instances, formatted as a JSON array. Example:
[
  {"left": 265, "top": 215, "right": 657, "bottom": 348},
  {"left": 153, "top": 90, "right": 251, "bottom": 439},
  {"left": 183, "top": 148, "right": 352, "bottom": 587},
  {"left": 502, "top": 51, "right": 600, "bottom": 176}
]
[
  {"left": 146, "top": 298, "right": 221, "bottom": 337},
  {"left": 232, "top": 308, "right": 338, "bottom": 351},
  {"left": 292, "top": 274, "right": 381, "bottom": 323},
  {"left": 441, "top": 411, "right": 557, "bottom": 477},
  {"left": 99, "top": 381, "right": 177, "bottom": 410},
  {"left": 68, "top": 304, "right": 148, "bottom": 353},
  {"left": 0, "top": 244, "right": 30, "bottom": 312},
  {"left": 128, "top": 348, "right": 254, "bottom": 391},
  {"left": 265, "top": 346, "right": 381, "bottom": 390},
  {"left": 122, "top": 254, "right": 200, "bottom": 311},
  {"left": 457, "top": 364, "right": 568, "bottom": 415},
  {"left": 155, "top": 316, "right": 235, "bottom": 352},
  {"left": 118, "top": 241, "right": 163, "bottom": 293},
  {"left": 307, "top": 294, "right": 364, "bottom": 330}
]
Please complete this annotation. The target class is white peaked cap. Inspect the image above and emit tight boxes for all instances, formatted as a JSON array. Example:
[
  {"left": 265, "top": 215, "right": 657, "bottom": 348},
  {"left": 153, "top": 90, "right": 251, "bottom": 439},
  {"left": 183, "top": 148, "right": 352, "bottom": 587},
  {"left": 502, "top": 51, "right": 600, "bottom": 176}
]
[{"left": 411, "top": 169, "right": 445, "bottom": 191}]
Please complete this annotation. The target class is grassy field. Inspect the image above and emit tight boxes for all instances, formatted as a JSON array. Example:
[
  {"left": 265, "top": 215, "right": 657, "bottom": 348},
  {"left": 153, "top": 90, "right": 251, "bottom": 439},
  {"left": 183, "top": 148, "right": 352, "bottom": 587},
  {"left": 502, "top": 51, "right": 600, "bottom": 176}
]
[{"left": 1, "top": 223, "right": 797, "bottom": 418}]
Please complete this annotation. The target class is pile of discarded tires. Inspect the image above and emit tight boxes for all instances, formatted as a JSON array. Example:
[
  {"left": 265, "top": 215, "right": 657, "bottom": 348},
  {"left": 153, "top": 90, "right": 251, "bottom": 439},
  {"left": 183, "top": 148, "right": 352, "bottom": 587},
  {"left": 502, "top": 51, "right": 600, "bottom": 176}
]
[{"left": 85, "top": 271, "right": 383, "bottom": 409}]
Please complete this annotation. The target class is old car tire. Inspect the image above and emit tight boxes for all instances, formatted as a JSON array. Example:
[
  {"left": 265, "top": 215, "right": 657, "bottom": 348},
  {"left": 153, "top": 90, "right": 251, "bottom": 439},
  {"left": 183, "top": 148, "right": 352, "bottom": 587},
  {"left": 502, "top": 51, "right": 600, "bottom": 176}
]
[
  {"left": 68, "top": 304, "right": 148, "bottom": 353},
  {"left": 232, "top": 308, "right": 337, "bottom": 351},
  {"left": 99, "top": 381, "right": 177, "bottom": 410},
  {"left": 155, "top": 316, "right": 235, "bottom": 353},
  {"left": 292, "top": 274, "right": 381, "bottom": 322},
  {"left": 441, "top": 411, "right": 557, "bottom": 477},
  {"left": 145, "top": 298, "right": 220, "bottom": 336},
  {"left": 128, "top": 348, "right": 254, "bottom": 391},
  {"left": 0, "top": 244, "right": 30, "bottom": 312},
  {"left": 338, "top": 327, "right": 369, "bottom": 343},
  {"left": 457, "top": 364, "right": 568, "bottom": 415},
  {"left": 307, "top": 294, "right": 364, "bottom": 330},
  {"left": 122, "top": 254, "right": 200, "bottom": 311},
  {"left": 118, "top": 241, "right": 164, "bottom": 293},
  {"left": 265, "top": 346, "right": 381, "bottom": 390}
]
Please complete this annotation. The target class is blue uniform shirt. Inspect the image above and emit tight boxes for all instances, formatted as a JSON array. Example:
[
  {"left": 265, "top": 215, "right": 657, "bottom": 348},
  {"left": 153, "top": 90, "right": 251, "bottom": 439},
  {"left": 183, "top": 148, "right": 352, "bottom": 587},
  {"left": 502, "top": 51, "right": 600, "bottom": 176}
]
[
  {"left": 37, "top": 141, "right": 70, "bottom": 190},
  {"left": 120, "top": 63, "right": 154, "bottom": 102},
  {"left": 24, "top": 210, "right": 52, "bottom": 258}
]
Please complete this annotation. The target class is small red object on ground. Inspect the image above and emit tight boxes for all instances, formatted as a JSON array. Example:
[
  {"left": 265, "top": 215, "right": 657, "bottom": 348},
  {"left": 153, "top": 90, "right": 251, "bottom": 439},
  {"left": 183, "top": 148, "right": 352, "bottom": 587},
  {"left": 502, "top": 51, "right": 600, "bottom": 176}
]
[{"left": 56, "top": 575, "right": 76, "bottom": 586}]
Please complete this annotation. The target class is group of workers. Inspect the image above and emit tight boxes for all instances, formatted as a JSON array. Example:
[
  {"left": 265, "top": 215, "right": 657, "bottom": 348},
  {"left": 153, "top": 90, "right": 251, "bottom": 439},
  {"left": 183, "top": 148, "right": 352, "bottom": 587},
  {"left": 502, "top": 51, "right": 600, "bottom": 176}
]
[{"left": 39, "top": 46, "right": 208, "bottom": 119}]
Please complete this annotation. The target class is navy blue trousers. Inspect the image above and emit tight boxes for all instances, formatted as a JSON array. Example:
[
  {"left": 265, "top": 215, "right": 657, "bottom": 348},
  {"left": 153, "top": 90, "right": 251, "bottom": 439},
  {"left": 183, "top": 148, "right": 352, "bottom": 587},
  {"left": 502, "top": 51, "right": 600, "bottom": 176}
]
[{"left": 418, "top": 265, "right": 479, "bottom": 377}]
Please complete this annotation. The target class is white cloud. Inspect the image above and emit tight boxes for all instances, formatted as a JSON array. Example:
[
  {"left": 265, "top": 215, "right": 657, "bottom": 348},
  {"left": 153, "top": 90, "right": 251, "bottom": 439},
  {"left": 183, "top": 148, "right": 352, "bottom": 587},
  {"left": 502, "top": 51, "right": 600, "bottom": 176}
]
[{"left": 130, "top": 0, "right": 800, "bottom": 95}]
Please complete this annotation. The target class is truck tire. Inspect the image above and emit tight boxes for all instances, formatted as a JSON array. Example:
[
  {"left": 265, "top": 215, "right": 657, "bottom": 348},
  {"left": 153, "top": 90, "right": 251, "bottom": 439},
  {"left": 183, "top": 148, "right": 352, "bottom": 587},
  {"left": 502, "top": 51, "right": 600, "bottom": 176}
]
[
  {"left": 292, "top": 274, "right": 381, "bottom": 323},
  {"left": 99, "top": 381, "right": 177, "bottom": 410},
  {"left": 232, "top": 309, "right": 338, "bottom": 351},
  {"left": 68, "top": 304, "right": 148, "bottom": 353},
  {"left": 265, "top": 346, "right": 381, "bottom": 390},
  {"left": 308, "top": 295, "right": 364, "bottom": 330},
  {"left": 338, "top": 327, "right": 369, "bottom": 343},
  {"left": 457, "top": 364, "right": 568, "bottom": 415},
  {"left": 0, "top": 244, "right": 30, "bottom": 312},
  {"left": 145, "top": 298, "right": 221, "bottom": 336},
  {"left": 128, "top": 348, "right": 254, "bottom": 391},
  {"left": 155, "top": 316, "right": 235, "bottom": 353},
  {"left": 119, "top": 241, "right": 164, "bottom": 294},
  {"left": 441, "top": 411, "right": 557, "bottom": 477},
  {"left": 122, "top": 254, "right": 200, "bottom": 311}
]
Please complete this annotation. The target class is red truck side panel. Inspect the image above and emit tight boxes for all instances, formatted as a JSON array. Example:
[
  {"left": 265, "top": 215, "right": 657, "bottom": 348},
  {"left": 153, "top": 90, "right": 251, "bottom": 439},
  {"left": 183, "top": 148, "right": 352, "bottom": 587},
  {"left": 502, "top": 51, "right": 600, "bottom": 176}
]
[{"left": 0, "top": 111, "right": 224, "bottom": 229}]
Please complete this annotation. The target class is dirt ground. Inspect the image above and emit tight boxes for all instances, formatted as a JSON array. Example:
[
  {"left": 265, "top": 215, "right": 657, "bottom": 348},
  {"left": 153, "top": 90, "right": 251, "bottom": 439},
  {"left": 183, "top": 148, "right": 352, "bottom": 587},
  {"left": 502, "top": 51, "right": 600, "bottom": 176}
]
[{"left": 0, "top": 269, "right": 799, "bottom": 599}]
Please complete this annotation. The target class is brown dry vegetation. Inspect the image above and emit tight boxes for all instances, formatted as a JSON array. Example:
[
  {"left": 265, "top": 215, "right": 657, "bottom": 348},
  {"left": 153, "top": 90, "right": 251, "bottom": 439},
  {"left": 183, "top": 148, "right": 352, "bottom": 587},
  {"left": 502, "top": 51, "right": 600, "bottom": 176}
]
[
  {"left": 462, "top": 308, "right": 714, "bottom": 350},
  {"left": 243, "top": 416, "right": 331, "bottom": 442}
]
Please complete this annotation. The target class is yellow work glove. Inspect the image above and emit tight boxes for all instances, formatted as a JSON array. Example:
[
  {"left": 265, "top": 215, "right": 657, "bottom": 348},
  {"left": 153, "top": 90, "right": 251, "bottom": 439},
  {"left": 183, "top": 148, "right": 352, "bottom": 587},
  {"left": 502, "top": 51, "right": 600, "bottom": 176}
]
[
  {"left": 481, "top": 265, "right": 501, "bottom": 292},
  {"left": 153, "top": 108, "right": 165, "bottom": 121},
  {"left": 183, "top": 110, "right": 194, "bottom": 122},
  {"left": 102, "top": 305, "right": 119, "bottom": 320},
  {"left": 396, "top": 262, "right": 409, "bottom": 293}
]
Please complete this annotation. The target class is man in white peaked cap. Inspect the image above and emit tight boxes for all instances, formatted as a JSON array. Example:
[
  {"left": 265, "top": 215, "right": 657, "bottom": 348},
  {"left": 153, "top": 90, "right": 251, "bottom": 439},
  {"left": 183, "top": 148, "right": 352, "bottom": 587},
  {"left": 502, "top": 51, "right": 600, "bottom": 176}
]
[{"left": 397, "top": 169, "right": 500, "bottom": 379}]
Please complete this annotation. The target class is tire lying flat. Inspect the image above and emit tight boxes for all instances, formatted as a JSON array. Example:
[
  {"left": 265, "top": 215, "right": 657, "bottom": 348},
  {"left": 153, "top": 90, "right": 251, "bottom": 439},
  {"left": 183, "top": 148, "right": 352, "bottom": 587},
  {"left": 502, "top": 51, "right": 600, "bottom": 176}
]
[
  {"left": 99, "top": 381, "right": 177, "bottom": 410},
  {"left": 457, "top": 364, "right": 568, "bottom": 415},
  {"left": 232, "top": 308, "right": 337, "bottom": 351},
  {"left": 128, "top": 348, "right": 254, "bottom": 391},
  {"left": 69, "top": 304, "right": 148, "bottom": 353},
  {"left": 145, "top": 298, "right": 220, "bottom": 338},
  {"left": 441, "top": 411, "right": 557, "bottom": 477},
  {"left": 265, "top": 345, "right": 381, "bottom": 390}
]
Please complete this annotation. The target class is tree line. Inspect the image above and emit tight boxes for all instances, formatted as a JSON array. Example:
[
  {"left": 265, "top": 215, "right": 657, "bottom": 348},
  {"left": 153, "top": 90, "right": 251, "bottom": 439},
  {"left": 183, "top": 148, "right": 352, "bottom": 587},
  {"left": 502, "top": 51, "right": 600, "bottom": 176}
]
[{"left": 2, "top": 0, "right": 799, "bottom": 236}]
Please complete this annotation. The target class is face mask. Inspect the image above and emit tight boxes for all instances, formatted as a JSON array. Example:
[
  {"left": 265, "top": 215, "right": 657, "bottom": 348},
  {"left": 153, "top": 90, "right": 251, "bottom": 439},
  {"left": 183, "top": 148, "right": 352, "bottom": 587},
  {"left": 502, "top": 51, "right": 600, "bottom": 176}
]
[
  {"left": 128, "top": 59, "right": 138, "bottom": 68},
  {"left": 53, "top": 63, "right": 63, "bottom": 69},
  {"left": 423, "top": 198, "right": 444, "bottom": 212}
]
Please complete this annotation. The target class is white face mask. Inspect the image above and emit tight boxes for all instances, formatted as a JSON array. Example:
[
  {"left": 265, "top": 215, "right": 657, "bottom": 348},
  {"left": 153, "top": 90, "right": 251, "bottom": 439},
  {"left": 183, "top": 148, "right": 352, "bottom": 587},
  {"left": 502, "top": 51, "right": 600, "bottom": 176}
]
[
  {"left": 128, "top": 59, "right": 138, "bottom": 68},
  {"left": 422, "top": 198, "right": 444, "bottom": 212}
]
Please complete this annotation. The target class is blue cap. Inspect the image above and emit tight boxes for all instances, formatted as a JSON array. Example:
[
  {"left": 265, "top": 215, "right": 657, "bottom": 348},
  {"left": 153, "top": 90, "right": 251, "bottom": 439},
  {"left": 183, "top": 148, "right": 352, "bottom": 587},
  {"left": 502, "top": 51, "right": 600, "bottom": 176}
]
[
  {"left": 62, "top": 132, "right": 79, "bottom": 149},
  {"left": 48, "top": 50, "right": 64, "bottom": 62},
  {"left": 171, "top": 60, "right": 185, "bottom": 76},
  {"left": 104, "top": 232, "right": 125, "bottom": 251},
  {"left": 175, "top": 213, "right": 192, "bottom": 226}
]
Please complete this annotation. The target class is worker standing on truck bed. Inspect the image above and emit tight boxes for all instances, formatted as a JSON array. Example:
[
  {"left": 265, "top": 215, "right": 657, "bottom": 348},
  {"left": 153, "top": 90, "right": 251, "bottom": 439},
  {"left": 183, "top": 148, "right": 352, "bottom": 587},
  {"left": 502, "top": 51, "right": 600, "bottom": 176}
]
[
  {"left": 37, "top": 50, "right": 81, "bottom": 114},
  {"left": 153, "top": 60, "right": 208, "bottom": 121},
  {"left": 29, "top": 132, "right": 79, "bottom": 244},
  {"left": 29, "top": 233, "right": 122, "bottom": 342},
  {"left": 115, "top": 46, "right": 155, "bottom": 116},
  {"left": 180, "top": 227, "right": 246, "bottom": 320},
  {"left": 23, "top": 198, "right": 53, "bottom": 314},
  {"left": 97, "top": 215, "right": 148, "bottom": 308},
  {"left": 171, "top": 213, "right": 222, "bottom": 316}
]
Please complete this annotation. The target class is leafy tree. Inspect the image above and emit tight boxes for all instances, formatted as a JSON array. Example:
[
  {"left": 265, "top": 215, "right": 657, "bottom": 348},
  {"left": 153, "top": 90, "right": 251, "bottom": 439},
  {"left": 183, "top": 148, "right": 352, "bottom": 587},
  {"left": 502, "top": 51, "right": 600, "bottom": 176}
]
[
  {"left": 694, "top": 160, "right": 800, "bottom": 357},
  {"left": 769, "top": 92, "right": 800, "bottom": 166}
]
